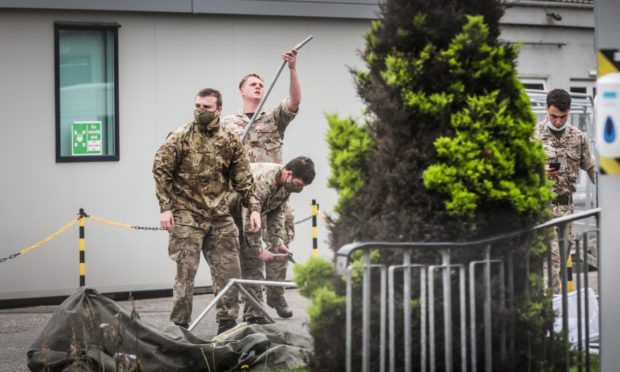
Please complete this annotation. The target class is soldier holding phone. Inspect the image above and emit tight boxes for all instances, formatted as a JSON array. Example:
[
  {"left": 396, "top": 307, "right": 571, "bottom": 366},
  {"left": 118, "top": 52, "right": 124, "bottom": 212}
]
[{"left": 533, "top": 89, "right": 596, "bottom": 292}]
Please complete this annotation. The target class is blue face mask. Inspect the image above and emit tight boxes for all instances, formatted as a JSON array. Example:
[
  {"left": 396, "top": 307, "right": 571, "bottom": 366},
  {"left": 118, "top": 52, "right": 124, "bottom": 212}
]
[{"left": 546, "top": 120, "right": 568, "bottom": 132}]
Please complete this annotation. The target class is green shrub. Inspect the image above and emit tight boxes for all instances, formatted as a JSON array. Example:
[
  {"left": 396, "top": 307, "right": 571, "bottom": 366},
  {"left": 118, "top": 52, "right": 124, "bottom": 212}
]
[
  {"left": 307, "top": 287, "right": 346, "bottom": 334},
  {"left": 293, "top": 257, "right": 335, "bottom": 298},
  {"left": 325, "top": 114, "right": 373, "bottom": 214}
]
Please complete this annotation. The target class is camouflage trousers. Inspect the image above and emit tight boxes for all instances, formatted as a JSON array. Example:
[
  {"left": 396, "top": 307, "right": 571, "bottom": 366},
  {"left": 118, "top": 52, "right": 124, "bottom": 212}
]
[
  {"left": 237, "top": 204, "right": 295, "bottom": 319},
  {"left": 168, "top": 218, "right": 241, "bottom": 325},
  {"left": 544, "top": 202, "right": 574, "bottom": 294},
  {"left": 239, "top": 226, "right": 265, "bottom": 320},
  {"left": 265, "top": 205, "right": 295, "bottom": 304}
]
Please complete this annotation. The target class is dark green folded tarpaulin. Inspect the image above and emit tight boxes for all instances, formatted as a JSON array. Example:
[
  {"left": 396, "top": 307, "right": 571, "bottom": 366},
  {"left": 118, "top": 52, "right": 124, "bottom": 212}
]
[{"left": 27, "top": 287, "right": 312, "bottom": 371}]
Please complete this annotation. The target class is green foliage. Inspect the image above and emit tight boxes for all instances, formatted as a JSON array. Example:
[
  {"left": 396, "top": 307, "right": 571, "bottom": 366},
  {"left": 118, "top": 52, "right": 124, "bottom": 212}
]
[
  {"left": 293, "top": 257, "right": 335, "bottom": 298},
  {"left": 325, "top": 113, "right": 373, "bottom": 213},
  {"left": 378, "top": 15, "right": 554, "bottom": 221},
  {"left": 423, "top": 92, "right": 553, "bottom": 218},
  {"left": 307, "top": 287, "right": 346, "bottom": 334},
  {"left": 321, "top": 0, "right": 560, "bottom": 370}
]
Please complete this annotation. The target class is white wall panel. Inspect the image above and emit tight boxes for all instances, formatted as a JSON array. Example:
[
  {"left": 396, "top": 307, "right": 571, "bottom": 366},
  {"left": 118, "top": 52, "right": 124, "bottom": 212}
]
[{"left": 0, "top": 9, "right": 369, "bottom": 299}]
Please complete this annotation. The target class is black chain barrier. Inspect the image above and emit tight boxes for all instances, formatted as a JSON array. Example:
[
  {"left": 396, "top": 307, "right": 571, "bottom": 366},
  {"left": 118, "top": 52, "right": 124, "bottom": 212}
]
[{"left": 294, "top": 216, "right": 312, "bottom": 225}]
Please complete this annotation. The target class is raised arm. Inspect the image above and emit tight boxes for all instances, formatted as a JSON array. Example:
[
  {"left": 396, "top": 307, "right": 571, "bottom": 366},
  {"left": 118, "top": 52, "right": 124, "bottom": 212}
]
[{"left": 283, "top": 49, "right": 301, "bottom": 113}]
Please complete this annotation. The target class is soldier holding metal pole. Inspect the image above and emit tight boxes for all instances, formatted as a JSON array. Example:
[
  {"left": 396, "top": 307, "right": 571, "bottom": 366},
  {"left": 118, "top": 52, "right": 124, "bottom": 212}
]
[
  {"left": 222, "top": 37, "right": 312, "bottom": 319},
  {"left": 224, "top": 157, "right": 315, "bottom": 324}
]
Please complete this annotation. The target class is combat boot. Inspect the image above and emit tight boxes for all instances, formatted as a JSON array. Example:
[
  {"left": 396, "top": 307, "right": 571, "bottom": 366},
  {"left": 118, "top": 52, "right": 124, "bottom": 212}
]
[
  {"left": 267, "top": 296, "right": 293, "bottom": 318},
  {"left": 174, "top": 322, "right": 189, "bottom": 329},
  {"left": 217, "top": 319, "right": 237, "bottom": 335}
]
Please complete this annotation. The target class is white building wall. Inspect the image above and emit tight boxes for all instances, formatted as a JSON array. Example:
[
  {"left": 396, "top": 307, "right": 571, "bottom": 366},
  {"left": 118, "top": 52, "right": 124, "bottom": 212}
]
[
  {"left": 0, "top": 9, "right": 369, "bottom": 300},
  {"left": 501, "top": 2, "right": 596, "bottom": 93},
  {"left": 0, "top": 2, "right": 597, "bottom": 301}
]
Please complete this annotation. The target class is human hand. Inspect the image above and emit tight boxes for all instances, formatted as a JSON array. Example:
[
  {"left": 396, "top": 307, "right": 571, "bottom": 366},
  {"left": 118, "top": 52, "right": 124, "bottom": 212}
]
[
  {"left": 282, "top": 49, "right": 298, "bottom": 69},
  {"left": 273, "top": 244, "right": 289, "bottom": 254},
  {"left": 249, "top": 211, "right": 261, "bottom": 233},
  {"left": 545, "top": 165, "right": 560, "bottom": 178},
  {"left": 258, "top": 249, "right": 273, "bottom": 261},
  {"left": 160, "top": 211, "right": 174, "bottom": 231},
  {"left": 271, "top": 245, "right": 289, "bottom": 261}
]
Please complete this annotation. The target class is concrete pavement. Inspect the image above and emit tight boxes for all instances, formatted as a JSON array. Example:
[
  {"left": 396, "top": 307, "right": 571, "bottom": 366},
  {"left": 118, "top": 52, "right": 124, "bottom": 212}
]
[{"left": 0, "top": 289, "right": 312, "bottom": 372}]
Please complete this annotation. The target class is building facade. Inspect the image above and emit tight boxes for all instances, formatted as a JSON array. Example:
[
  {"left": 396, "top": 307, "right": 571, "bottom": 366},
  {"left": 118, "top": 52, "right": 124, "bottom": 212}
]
[{"left": 0, "top": 0, "right": 595, "bottom": 301}]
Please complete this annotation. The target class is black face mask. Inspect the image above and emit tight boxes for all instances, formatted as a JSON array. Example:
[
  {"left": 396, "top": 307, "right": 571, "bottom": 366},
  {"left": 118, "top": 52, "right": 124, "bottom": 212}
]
[
  {"left": 284, "top": 175, "right": 303, "bottom": 193},
  {"left": 194, "top": 108, "right": 218, "bottom": 130}
]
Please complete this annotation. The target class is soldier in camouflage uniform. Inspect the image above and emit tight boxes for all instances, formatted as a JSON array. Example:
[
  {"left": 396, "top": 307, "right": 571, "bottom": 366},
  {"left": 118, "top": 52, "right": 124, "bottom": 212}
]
[
  {"left": 153, "top": 88, "right": 261, "bottom": 334},
  {"left": 227, "top": 157, "right": 315, "bottom": 323},
  {"left": 222, "top": 48, "right": 302, "bottom": 317},
  {"left": 533, "top": 89, "right": 596, "bottom": 293}
]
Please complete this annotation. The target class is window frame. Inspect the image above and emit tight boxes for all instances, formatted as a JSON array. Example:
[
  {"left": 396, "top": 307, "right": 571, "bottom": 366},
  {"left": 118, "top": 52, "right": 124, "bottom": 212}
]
[{"left": 54, "top": 22, "right": 121, "bottom": 163}]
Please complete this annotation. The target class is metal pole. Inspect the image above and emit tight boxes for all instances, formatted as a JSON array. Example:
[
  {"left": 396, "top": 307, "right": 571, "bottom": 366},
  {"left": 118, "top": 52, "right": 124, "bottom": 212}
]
[
  {"left": 388, "top": 266, "right": 396, "bottom": 372},
  {"left": 404, "top": 251, "right": 412, "bottom": 372},
  {"left": 484, "top": 245, "right": 492, "bottom": 372},
  {"left": 559, "top": 224, "right": 570, "bottom": 371},
  {"left": 576, "top": 239, "right": 583, "bottom": 372},
  {"left": 346, "top": 266, "right": 353, "bottom": 372},
  {"left": 240, "top": 35, "right": 313, "bottom": 141},
  {"left": 442, "top": 250, "right": 453, "bottom": 372},
  {"left": 188, "top": 279, "right": 295, "bottom": 331},
  {"left": 189, "top": 279, "right": 236, "bottom": 331},
  {"left": 459, "top": 266, "right": 467, "bottom": 372},
  {"left": 583, "top": 232, "right": 591, "bottom": 372},
  {"left": 380, "top": 266, "right": 387, "bottom": 372},
  {"left": 507, "top": 250, "right": 515, "bottom": 362},
  {"left": 421, "top": 268, "right": 427, "bottom": 372},
  {"left": 236, "top": 283, "right": 275, "bottom": 323},
  {"left": 429, "top": 266, "right": 436, "bottom": 372},
  {"left": 363, "top": 250, "right": 371, "bottom": 372},
  {"left": 469, "top": 262, "right": 477, "bottom": 372}
]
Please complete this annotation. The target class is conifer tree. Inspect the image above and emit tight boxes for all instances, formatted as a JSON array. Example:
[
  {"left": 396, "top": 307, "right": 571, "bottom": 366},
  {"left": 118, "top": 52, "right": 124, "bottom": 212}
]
[{"left": 308, "top": 0, "right": 557, "bottom": 370}]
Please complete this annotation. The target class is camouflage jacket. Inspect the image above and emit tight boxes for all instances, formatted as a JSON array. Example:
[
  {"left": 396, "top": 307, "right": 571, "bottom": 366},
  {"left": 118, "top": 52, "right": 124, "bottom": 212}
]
[
  {"left": 153, "top": 120, "right": 260, "bottom": 228},
  {"left": 229, "top": 163, "right": 290, "bottom": 248},
  {"left": 533, "top": 121, "right": 596, "bottom": 196},
  {"left": 221, "top": 99, "right": 297, "bottom": 164}
]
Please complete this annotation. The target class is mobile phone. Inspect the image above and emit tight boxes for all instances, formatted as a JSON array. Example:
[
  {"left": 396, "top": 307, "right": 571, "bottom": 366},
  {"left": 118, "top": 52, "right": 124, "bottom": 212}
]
[{"left": 549, "top": 162, "right": 560, "bottom": 171}]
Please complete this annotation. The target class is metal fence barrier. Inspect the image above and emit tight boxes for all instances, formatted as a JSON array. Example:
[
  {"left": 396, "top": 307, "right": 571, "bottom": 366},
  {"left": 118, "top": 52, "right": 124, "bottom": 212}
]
[{"left": 335, "top": 208, "right": 600, "bottom": 372}]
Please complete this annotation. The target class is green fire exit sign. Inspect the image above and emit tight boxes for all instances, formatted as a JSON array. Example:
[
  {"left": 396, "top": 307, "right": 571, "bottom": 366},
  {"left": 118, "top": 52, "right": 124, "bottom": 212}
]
[{"left": 72, "top": 121, "right": 102, "bottom": 156}]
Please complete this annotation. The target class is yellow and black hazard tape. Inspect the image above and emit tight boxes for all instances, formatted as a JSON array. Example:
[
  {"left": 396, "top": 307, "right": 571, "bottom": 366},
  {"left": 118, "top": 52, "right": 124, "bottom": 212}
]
[{"left": 0, "top": 217, "right": 79, "bottom": 263}]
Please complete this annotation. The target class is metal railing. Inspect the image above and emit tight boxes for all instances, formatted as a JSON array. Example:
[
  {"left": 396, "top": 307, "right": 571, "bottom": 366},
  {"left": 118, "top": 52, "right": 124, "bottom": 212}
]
[
  {"left": 525, "top": 0, "right": 592, "bottom": 3},
  {"left": 335, "top": 208, "right": 600, "bottom": 372}
]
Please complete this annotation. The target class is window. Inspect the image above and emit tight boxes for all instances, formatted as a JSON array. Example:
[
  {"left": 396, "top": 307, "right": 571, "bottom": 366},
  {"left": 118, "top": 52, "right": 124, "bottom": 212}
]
[
  {"left": 55, "top": 22, "right": 120, "bottom": 162},
  {"left": 520, "top": 78, "right": 547, "bottom": 92}
]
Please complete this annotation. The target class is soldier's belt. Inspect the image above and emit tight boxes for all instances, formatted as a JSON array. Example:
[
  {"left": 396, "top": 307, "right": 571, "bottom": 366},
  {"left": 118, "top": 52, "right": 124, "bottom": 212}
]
[{"left": 552, "top": 194, "right": 573, "bottom": 205}]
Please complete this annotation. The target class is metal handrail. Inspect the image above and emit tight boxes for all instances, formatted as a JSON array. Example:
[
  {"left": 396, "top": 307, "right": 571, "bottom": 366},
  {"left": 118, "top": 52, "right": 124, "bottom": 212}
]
[{"left": 335, "top": 208, "right": 600, "bottom": 275}]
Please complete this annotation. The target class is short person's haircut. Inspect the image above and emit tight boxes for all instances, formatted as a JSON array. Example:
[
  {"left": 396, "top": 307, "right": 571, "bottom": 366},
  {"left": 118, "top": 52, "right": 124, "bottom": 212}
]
[
  {"left": 546, "top": 89, "right": 571, "bottom": 112},
  {"left": 284, "top": 156, "right": 316, "bottom": 185},
  {"left": 239, "top": 73, "right": 264, "bottom": 90},
  {"left": 196, "top": 88, "right": 223, "bottom": 108}
]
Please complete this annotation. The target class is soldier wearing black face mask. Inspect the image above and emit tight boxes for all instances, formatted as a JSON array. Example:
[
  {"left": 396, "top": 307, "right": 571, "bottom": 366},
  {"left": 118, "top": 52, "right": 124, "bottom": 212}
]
[
  {"left": 153, "top": 88, "right": 262, "bottom": 334},
  {"left": 225, "top": 156, "right": 315, "bottom": 323}
]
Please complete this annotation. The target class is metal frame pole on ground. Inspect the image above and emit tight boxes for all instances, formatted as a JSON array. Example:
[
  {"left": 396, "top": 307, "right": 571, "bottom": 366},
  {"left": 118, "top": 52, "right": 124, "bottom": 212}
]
[{"left": 189, "top": 279, "right": 297, "bottom": 331}]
